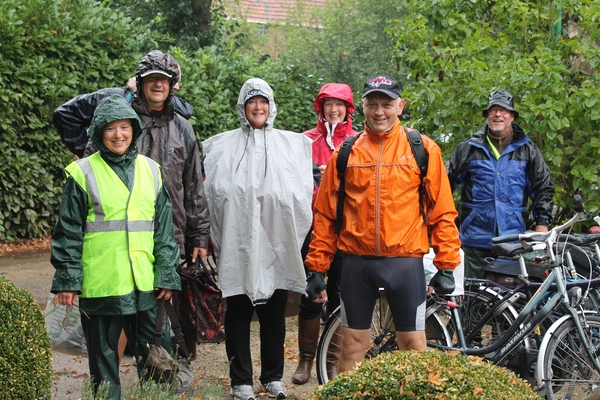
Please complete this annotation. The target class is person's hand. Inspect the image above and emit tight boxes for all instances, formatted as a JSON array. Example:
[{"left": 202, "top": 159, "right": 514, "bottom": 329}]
[
  {"left": 156, "top": 288, "right": 173, "bottom": 301},
  {"left": 53, "top": 291, "right": 78, "bottom": 307},
  {"left": 126, "top": 77, "right": 137, "bottom": 92},
  {"left": 318, "top": 165, "right": 326, "bottom": 173},
  {"left": 192, "top": 247, "right": 207, "bottom": 262},
  {"left": 306, "top": 272, "right": 327, "bottom": 303},
  {"left": 427, "top": 270, "right": 455, "bottom": 295},
  {"left": 589, "top": 226, "right": 600, "bottom": 234}
]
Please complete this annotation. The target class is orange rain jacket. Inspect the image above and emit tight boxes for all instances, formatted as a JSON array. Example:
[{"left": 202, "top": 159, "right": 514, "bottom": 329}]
[{"left": 305, "top": 120, "right": 461, "bottom": 274}]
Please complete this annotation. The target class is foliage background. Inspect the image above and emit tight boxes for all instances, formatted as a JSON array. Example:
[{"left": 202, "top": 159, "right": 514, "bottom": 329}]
[
  {"left": 387, "top": 0, "right": 600, "bottom": 223},
  {"left": 0, "top": 0, "right": 151, "bottom": 240},
  {"left": 0, "top": 0, "right": 321, "bottom": 240},
  {"left": 1, "top": 0, "right": 599, "bottom": 240}
]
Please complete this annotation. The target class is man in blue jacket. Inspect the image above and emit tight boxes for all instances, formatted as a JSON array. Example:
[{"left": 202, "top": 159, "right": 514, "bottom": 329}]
[{"left": 446, "top": 89, "right": 554, "bottom": 278}]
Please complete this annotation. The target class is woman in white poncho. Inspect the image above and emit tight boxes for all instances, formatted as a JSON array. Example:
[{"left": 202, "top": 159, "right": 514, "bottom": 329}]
[{"left": 202, "top": 78, "right": 313, "bottom": 400}]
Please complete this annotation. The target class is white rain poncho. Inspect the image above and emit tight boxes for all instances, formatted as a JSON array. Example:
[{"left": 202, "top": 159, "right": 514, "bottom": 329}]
[{"left": 202, "top": 78, "right": 313, "bottom": 304}]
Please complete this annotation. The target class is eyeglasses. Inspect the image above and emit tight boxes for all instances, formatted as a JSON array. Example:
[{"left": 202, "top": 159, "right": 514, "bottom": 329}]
[
  {"left": 145, "top": 76, "right": 170, "bottom": 84},
  {"left": 62, "top": 303, "right": 89, "bottom": 335},
  {"left": 487, "top": 107, "right": 511, "bottom": 116}
]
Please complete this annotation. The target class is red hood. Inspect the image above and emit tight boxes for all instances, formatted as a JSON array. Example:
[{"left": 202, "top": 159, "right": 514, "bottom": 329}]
[{"left": 313, "top": 83, "right": 355, "bottom": 117}]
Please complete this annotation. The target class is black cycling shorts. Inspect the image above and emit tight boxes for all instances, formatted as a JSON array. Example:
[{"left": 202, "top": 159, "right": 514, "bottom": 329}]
[{"left": 339, "top": 255, "right": 426, "bottom": 331}]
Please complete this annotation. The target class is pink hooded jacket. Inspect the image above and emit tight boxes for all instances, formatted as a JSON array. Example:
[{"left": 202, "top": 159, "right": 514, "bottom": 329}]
[{"left": 303, "top": 83, "right": 358, "bottom": 166}]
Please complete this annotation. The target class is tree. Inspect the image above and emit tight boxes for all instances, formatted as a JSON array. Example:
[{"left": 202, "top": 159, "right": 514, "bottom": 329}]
[
  {"left": 104, "top": 0, "right": 228, "bottom": 50},
  {"left": 387, "top": 0, "right": 600, "bottom": 223},
  {"left": 232, "top": 0, "right": 408, "bottom": 94}
]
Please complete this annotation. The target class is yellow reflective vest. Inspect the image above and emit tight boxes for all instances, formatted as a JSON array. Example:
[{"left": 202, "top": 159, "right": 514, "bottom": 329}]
[{"left": 65, "top": 153, "right": 162, "bottom": 298}]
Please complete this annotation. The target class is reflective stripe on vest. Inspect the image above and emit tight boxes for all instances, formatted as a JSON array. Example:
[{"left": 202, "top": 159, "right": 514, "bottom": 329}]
[{"left": 66, "top": 154, "right": 162, "bottom": 298}]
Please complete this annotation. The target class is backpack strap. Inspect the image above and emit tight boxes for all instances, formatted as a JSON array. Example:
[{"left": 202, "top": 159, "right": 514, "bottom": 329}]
[
  {"left": 404, "top": 127, "right": 429, "bottom": 224},
  {"left": 334, "top": 132, "right": 362, "bottom": 234}
]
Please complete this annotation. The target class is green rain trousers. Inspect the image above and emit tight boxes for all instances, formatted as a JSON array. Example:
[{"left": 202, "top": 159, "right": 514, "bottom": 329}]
[{"left": 80, "top": 302, "right": 173, "bottom": 400}]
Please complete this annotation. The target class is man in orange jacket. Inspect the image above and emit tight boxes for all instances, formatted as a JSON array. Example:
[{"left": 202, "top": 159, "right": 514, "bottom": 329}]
[{"left": 304, "top": 75, "right": 461, "bottom": 373}]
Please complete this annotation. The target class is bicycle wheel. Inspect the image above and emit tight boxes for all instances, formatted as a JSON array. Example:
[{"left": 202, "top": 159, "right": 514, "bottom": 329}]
[
  {"left": 315, "top": 309, "right": 342, "bottom": 385},
  {"left": 316, "top": 292, "right": 452, "bottom": 385},
  {"left": 539, "top": 314, "right": 600, "bottom": 400},
  {"left": 446, "top": 282, "right": 521, "bottom": 348}
]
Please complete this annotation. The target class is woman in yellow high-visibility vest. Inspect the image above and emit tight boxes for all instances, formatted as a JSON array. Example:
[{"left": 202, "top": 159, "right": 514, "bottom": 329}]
[{"left": 50, "top": 95, "right": 181, "bottom": 399}]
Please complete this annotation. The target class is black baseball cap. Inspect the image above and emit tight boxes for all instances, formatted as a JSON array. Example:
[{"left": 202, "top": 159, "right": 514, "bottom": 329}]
[{"left": 362, "top": 75, "right": 402, "bottom": 99}]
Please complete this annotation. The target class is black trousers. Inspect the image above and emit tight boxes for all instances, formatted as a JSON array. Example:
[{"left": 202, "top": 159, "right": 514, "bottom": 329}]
[
  {"left": 80, "top": 305, "right": 172, "bottom": 400},
  {"left": 225, "top": 289, "right": 288, "bottom": 386}
]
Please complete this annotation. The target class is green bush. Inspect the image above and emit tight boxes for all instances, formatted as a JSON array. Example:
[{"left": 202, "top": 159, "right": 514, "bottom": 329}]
[
  {"left": 312, "top": 350, "right": 541, "bottom": 400},
  {"left": 0, "top": 0, "right": 154, "bottom": 240},
  {"left": 0, "top": 276, "right": 52, "bottom": 399}
]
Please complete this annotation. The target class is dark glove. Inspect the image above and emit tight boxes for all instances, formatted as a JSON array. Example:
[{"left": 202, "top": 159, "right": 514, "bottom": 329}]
[
  {"left": 429, "top": 269, "right": 455, "bottom": 295},
  {"left": 306, "top": 272, "right": 326, "bottom": 301}
]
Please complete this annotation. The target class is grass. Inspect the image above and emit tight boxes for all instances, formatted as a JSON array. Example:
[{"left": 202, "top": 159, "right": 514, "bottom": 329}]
[{"left": 81, "top": 376, "right": 224, "bottom": 399}]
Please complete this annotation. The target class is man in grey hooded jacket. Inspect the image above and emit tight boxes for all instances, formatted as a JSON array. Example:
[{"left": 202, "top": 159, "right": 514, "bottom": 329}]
[{"left": 202, "top": 78, "right": 313, "bottom": 400}]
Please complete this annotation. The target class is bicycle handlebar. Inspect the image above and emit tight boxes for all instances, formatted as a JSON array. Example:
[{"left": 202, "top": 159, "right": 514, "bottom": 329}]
[{"left": 492, "top": 195, "right": 586, "bottom": 246}]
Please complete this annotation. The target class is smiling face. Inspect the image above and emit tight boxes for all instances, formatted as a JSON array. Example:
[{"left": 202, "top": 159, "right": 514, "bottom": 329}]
[
  {"left": 141, "top": 73, "right": 171, "bottom": 110},
  {"left": 362, "top": 93, "right": 405, "bottom": 133},
  {"left": 486, "top": 106, "right": 515, "bottom": 137},
  {"left": 102, "top": 119, "right": 133, "bottom": 156},
  {"left": 322, "top": 98, "right": 347, "bottom": 125},
  {"left": 245, "top": 96, "right": 269, "bottom": 129}
]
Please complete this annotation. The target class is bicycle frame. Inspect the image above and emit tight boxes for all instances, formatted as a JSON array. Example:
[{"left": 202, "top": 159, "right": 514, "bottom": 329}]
[{"left": 429, "top": 266, "right": 569, "bottom": 360}]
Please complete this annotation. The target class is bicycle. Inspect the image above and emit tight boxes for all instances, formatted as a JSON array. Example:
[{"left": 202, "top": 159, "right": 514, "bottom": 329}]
[
  {"left": 316, "top": 195, "right": 600, "bottom": 399},
  {"left": 315, "top": 288, "right": 453, "bottom": 385},
  {"left": 425, "top": 195, "right": 600, "bottom": 399},
  {"left": 431, "top": 234, "right": 600, "bottom": 381}
]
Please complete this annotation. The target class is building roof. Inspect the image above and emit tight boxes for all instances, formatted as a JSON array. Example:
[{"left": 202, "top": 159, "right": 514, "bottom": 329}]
[{"left": 224, "top": 0, "right": 326, "bottom": 24}]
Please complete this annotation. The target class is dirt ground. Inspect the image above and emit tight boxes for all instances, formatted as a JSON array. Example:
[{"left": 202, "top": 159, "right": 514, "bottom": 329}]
[{"left": 0, "top": 244, "right": 321, "bottom": 400}]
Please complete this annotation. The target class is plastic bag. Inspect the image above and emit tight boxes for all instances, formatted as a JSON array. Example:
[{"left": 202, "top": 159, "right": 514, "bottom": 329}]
[{"left": 44, "top": 294, "right": 87, "bottom": 354}]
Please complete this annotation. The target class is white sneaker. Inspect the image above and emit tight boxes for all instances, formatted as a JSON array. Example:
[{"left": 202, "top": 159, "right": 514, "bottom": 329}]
[
  {"left": 230, "top": 384, "right": 255, "bottom": 400},
  {"left": 264, "top": 380, "right": 287, "bottom": 399}
]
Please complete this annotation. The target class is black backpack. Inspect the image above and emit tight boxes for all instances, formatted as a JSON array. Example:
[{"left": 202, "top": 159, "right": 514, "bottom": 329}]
[{"left": 334, "top": 127, "right": 429, "bottom": 234}]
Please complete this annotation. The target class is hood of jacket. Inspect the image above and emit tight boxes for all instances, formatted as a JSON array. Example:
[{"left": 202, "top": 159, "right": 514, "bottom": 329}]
[
  {"left": 310, "top": 83, "right": 356, "bottom": 148},
  {"left": 89, "top": 95, "right": 142, "bottom": 159},
  {"left": 135, "top": 50, "right": 179, "bottom": 111},
  {"left": 313, "top": 83, "right": 355, "bottom": 117},
  {"left": 237, "top": 78, "right": 277, "bottom": 130}
]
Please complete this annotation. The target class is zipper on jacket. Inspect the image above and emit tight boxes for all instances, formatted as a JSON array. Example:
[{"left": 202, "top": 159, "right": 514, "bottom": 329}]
[{"left": 376, "top": 136, "right": 383, "bottom": 256}]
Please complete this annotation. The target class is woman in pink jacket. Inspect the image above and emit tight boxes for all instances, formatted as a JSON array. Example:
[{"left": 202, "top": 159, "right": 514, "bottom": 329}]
[{"left": 293, "top": 83, "right": 358, "bottom": 385}]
